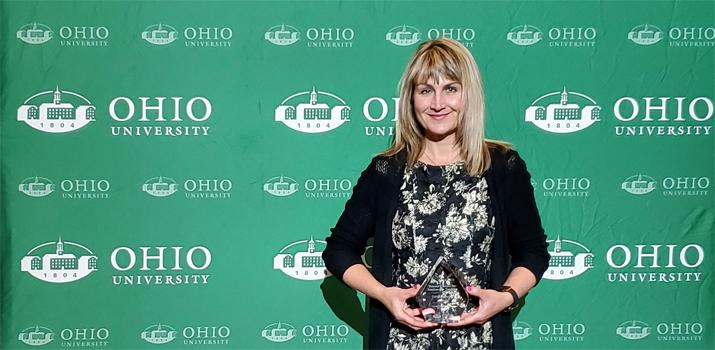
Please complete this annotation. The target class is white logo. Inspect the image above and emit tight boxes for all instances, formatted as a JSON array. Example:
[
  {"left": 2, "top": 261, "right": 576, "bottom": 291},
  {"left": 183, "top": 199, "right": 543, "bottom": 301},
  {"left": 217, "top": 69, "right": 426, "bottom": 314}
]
[
  {"left": 17, "top": 23, "right": 53, "bottom": 44},
  {"left": 656, "top": 322, "right": 704, "bottom": 341},
  {"left": 110, "top": 245, "right": 212, "bottom": 286},
  {"left": 18, "top": 326, "right": 55, "bottom": 346},
  {"left": 261, "top": 322, "right": 297, "bottom": 342},
  {"left": 183, "top": 26, "right": 233, "bottom": 47},
  {"left": 183, "top": 178, "right": 232, "bottom": 199},
  {"left": 265, "top": 24, "right": 300, "bottom": 46},
  {"left": 613, "top": 96, "right": 713, "bottom": 137},
  {"left": 108, "top": 95, "right": 213, "bottom": 137},
  {"left": 547, "top": 27, "right": 597, "bottom": 47},
  {"left": 386, "top": 25, "right": 422, "bottom": 46},
  {"left": 538, "top": 323, "right": 586, "bottom": 342},
  {"left": 669, "top": 27, "right": 715, "bottom": 47},
  {"left": 525, "top": 88, "right": 601, "bottom": 133},
  {"left": 275, "top": 87, "right": 351, "bottom": 133},
  {"left": 534, "top": 177, "right": 590, "bottom": 198},
  {"left": 363, "top": 96, "right": 398, "bottom": 137},
  {"left": 143, "top": 177, "right": 178, "bottom": 197},
  {"left": 304, "top": 177, "right": 353, "bottom": 199},
  {"left": 58, "top": 327, "right": 110, "bottom": 347},
  {"left": 19, "top": 177, "right": 110, "bottom": 199},
  {"left": 426, "top": 27, "right": 476, "bottom": 47},
  {"left": 544, "top": 236, "right": 594, "bottom": 280},
  {"left": 622, "top": 175, "right": 657, "bottom": 195},
  {"left": 58, "top": 26, "right": 110, "bottom": 47},
  {"left": 507, "top": 25, "right": 543, "bottom": 46},
  {"left": 606, "top": 243, "right": 704, "bottom": 283},
  {"left": 18, "top": 87, "right": 96, "bottom": 133},
  {"left": 142, "top": 24, "right": 178, "bottom": 45},
  {"left": 305, "top": 27, "right": 354, "bottom": 48},
  {"left": 141, "top": 324, "right": 177, "bottom": 344},
  {"left": 21, "top": 238, "right": 98, "bottom": 283},
  {"left": 19, "top": 177, "right": 55, "bottom": 197},
  {"left": 617, "top": 320, "right": 651, "bottom": 340},
  {"left": 274, "top": 237, "right": 329, "bottom": 281},
  {"left": 302, "top": 324, "right": 350, "bottom": 343},
  {"left": 182, "top": 326, "right": 231, "bottom": 345},
  {"left": 513, "top": 321, "right": 533, "bottom": 341},
  {"left": 264, "top": 176, "right": 299, "bottom": 197},
  {"left": 628, "top": 24, "right": 664, "bottom": 45}
]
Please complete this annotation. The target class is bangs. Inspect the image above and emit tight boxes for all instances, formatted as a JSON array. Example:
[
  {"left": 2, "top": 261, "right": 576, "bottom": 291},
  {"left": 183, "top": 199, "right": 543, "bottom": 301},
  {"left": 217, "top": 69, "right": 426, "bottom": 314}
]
[{"left": 411, "top": 45, "right": 463, "bottom": 86}]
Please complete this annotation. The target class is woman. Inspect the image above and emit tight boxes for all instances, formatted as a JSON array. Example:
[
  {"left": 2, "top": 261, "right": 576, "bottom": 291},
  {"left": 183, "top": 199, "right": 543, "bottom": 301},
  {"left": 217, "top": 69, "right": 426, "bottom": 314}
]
[{"left": 323, "top": 38, "right": 549, "bottom": 350}]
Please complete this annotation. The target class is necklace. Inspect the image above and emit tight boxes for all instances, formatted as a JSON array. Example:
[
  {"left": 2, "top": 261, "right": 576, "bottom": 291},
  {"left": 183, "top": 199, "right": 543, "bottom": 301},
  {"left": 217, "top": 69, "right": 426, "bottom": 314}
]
[{"left": 422, "top": 150, "right": 461, "bottom": 166}]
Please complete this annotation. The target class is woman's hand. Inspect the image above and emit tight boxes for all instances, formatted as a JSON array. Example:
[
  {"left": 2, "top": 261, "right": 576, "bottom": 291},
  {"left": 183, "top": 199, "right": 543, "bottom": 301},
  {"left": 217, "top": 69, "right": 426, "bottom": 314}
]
[
  {"left": 377, "top": 285, "right": 438, "bottom": 331},
  {"left": 447, "top": 286, "right": 513, "bottom": 327}
]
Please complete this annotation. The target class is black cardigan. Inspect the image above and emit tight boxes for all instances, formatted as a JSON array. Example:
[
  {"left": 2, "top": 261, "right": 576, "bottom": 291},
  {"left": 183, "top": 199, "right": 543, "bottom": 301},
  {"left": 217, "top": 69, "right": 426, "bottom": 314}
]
[{"left": 323, "top": 148, "right": 550, "bottom": 350}]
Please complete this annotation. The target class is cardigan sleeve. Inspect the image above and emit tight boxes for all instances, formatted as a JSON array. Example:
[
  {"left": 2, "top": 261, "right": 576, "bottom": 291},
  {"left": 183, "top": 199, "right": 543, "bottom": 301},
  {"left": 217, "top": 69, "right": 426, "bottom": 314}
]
[
  {"left": 323, "top": 157, "right": 378, "bottom": 283},
  {"left": 503, "top": 150, "right": 550, "bottom": 284}
]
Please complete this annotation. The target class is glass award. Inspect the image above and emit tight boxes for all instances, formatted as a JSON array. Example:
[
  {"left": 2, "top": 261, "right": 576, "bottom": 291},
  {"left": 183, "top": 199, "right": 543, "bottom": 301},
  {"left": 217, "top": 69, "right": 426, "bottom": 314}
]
[{"left": 415, "top": 256, "right": 471, "bottom": 323}]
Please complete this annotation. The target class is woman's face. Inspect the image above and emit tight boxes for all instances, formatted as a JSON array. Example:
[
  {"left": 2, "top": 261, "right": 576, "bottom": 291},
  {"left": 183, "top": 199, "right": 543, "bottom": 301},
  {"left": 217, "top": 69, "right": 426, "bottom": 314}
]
[{"left": 412, "top": 77, "right": 463, "bottom": 141}]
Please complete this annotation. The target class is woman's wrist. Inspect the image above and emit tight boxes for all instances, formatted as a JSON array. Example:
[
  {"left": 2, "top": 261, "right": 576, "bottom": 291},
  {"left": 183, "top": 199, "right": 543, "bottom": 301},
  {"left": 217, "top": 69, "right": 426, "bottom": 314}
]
[{"left": 499, "top": 285, "right": 519, "bottom": 311}]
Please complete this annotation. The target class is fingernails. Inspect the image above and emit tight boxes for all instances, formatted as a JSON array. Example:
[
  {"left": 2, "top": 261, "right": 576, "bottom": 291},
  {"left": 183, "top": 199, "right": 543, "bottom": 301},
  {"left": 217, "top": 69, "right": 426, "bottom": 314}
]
[{"left": 466, "top": 286, "right": 474, "bottom": 292}]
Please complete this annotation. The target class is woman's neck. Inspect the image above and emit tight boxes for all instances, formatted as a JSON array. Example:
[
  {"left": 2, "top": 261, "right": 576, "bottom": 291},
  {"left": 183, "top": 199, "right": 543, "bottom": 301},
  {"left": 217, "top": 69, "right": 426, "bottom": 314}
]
[{"left": 421, "top": 136, "right": 461, "bottom": 165}]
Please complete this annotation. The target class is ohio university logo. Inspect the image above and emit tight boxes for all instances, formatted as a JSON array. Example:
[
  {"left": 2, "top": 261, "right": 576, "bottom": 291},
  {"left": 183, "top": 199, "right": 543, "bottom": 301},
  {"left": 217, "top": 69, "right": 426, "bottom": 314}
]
[
  {"left": 543, "top": 236, "right": 594, "bottom": 280},
  {"left": 18, "top": 87, "right": 96, "bottom": 133},
  {"left": 264, "top": 176, "right": 299, "bottom": 197},
  {"left": 141, "top": 323, "right": 230, "bottom": 346},
  {"left": 261, "top": 322, "right": 297, "bottom": 342},
  {"left": 507, "top": 25, "right": 543, "bottom": 46},
  {"left": 606, "top": 243, "right": 704, "bottom": 283},
  {"left": 274, "top": 237, "right": 329, "bottom": 281},
  {"left": 513, "top": 321, "right": 533, "bottom": 341},
  {"left": 141, "top": 176, "right": 232, "bottom": 199},
  {"left": 18, "top": 326, "right": 55, "bottom": 346},
  {"left": 386, "top": 25, "right": 422, "bottom": 46},
  {"left": 612, "top": 95, "right": 712, "bottom": 136},
  {"left": 628, "top": 24, "right": 664, "bottom": 45},
  {"left": 621, "top": 175, "right": 657, "bottom": 195},
  {"left": 264, "top": 24, "right": 353, "bottom": 48},
  {"left": 141, "top": 324, "right": 177, "bottom": 344},
  {"left": 21, "top": 238, "right": 98, "bottom": 283},
  {"left": 143, "top": 177, "right": 179, "bottom": 197},
  {"left": 265, "top": 24, "right": 301, "bottom": 46},
  {"left": 621, "top": 174, "right": 709, "bottom": 196},
  {"left": 17, "top": 23, "right": 53, "bottom": 44},
  {"left": 275, "top": 87, "right": 351, "bottom": 133},
  {"left": 142, "top": 24, "right": 179, "bottom": 45},
  {"left": 617, "top": 320, "right": 651, "bottom": 340},
  {"left": 525, "top": 88, "right": 601, "bottom": 133},
  {"left": 19, "top": 177, "right": 55, "bottom": 197}
]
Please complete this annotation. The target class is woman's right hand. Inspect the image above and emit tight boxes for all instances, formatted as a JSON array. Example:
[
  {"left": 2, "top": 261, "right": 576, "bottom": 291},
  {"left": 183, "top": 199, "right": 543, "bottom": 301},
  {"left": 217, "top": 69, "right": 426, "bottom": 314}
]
[{"left": 377, "top": 285, "right": 438, "bottom": 331}]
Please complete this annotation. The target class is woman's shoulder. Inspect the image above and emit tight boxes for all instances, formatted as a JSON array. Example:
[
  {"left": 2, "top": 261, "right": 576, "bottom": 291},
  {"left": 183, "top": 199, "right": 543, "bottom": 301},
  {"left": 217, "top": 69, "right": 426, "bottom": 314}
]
[
  {"left": 487, "top": 142, "right": 524, "bottom": 174},
  {"left": 370, "top": 149, "right": 407, "bottom": 177}
]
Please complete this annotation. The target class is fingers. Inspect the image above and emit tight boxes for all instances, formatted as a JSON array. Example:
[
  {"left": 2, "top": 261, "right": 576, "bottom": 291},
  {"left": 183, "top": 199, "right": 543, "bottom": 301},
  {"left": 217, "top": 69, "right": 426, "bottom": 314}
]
[
  {"left": 446, "top": 308, "right": 488, "bottom": 327},
  {"left": 394, "top": 307, "right": 437, "bottom": 330},
  {"left": 466, "top": 285, "right": 482, "bottom": 297}
]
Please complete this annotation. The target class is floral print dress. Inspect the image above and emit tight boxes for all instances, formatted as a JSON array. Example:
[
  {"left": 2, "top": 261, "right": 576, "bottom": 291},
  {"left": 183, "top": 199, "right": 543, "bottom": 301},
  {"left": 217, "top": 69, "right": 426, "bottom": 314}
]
[{"left": 387, "top": 161, "right": 495, "bottom": 350}]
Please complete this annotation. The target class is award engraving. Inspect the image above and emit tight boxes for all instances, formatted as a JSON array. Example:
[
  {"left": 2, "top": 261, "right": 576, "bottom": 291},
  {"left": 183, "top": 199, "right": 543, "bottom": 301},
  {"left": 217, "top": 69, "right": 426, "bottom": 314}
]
[{"left": 416, "top": 256, "right": 472, "bottom": 323}]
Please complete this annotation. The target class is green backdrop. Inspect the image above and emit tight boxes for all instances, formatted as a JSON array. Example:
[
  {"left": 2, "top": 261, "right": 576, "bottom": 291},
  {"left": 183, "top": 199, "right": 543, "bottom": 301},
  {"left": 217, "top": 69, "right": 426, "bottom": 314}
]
[{"left": 1, "top": 0, "right": 713, "bottom": 349}]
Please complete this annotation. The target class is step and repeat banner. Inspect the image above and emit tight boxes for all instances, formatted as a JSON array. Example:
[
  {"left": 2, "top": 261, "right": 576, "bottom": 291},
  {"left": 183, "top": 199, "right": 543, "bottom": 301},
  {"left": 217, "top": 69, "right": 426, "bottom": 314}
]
[{"left": 1, "top": 0, "right": 713, "bottom": 349}]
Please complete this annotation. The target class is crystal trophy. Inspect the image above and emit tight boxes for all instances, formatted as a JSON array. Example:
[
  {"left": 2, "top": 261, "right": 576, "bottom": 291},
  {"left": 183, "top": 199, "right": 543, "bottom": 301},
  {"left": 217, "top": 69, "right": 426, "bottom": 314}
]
[{"left": 415, "top": 256, "right": 471, "bottom": 323}]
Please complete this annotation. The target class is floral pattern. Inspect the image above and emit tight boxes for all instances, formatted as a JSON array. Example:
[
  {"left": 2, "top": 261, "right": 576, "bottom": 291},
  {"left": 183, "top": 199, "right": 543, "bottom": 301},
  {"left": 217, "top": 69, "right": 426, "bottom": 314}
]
[{"left": 387, "top": 161, "right": 495, "bottom": 350}]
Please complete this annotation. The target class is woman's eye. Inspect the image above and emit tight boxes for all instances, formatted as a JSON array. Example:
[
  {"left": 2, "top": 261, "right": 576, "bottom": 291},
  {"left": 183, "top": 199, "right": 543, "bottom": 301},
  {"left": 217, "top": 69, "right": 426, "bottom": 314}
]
[
  {"left": 420, "top": 89, "right": 432, "bottom": 94},
  {"left": 447, "top": 86, "right": 458, "bottom": 92}
]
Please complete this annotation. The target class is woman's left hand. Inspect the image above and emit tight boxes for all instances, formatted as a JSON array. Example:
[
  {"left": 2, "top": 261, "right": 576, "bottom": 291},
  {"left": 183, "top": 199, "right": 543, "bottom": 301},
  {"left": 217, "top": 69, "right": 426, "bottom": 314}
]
[{"left": 446, "top": 286, "right": 513, "bottom": 327}]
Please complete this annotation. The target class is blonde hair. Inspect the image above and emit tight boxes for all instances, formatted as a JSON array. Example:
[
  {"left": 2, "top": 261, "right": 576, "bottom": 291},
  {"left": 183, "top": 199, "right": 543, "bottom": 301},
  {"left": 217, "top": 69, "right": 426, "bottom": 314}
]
[{"left": 381, "top": 38, "right": 509, "bottom": 175}]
